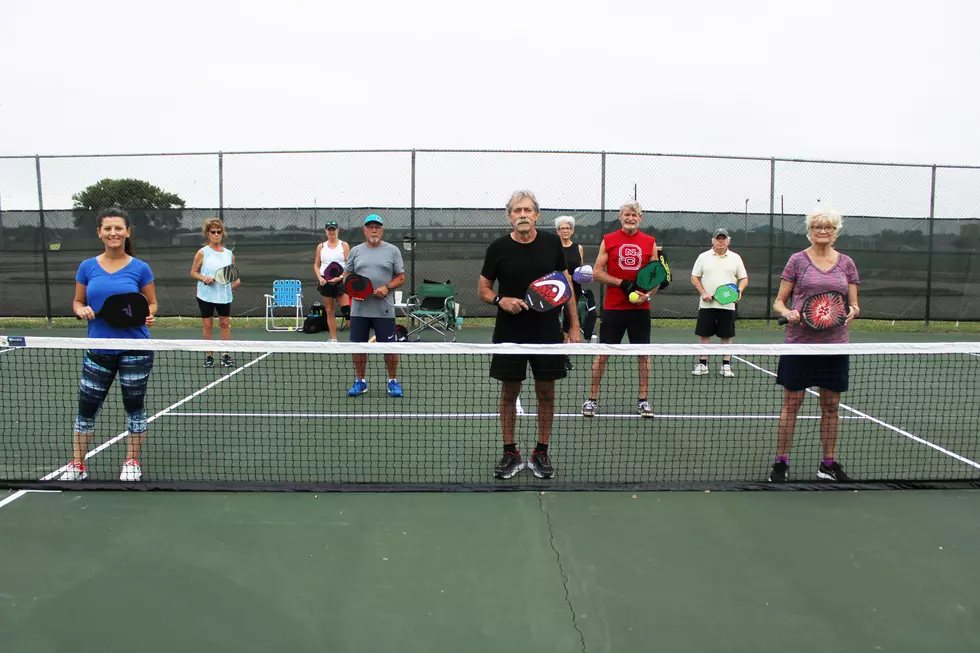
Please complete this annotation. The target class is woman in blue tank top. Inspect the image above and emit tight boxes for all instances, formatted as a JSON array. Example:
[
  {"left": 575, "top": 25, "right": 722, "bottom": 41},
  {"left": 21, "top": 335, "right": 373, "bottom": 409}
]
[
  {"left": 190, "top": 217, "right": 239, "bottom": 368},
  {"left": 61, "top": 208, "right": 157, "bottom": 483}
]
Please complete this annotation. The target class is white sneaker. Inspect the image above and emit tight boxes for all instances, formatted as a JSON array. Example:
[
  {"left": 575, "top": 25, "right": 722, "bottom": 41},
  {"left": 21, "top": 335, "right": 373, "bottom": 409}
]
[
  {"left": 59, "top": 461, "right": 87, "bottom": 481},
  {"left": 692, "top": 363, "right": 709, "bottom": 376},
  {"left": 637, "top": 400, "right": 654, "bottom": 418},
  {"left": 720, "top": 364, "right": 735, "bottom": 378},
  {"left": 120, "top": 459, "right": 142, "bottom": 482},
  {"left": 581, "top": 399, "right": 597, "bottom": 417}
]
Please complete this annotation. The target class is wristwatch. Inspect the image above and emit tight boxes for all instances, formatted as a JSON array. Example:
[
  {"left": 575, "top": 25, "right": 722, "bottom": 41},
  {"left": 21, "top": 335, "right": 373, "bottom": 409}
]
[{"left": 493, "top": 295, "right": 501, "bottom": 306}]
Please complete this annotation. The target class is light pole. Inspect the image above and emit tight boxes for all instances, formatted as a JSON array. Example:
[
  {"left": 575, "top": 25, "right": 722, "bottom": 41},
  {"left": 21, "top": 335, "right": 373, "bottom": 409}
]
[{"left": 744, "top": 198, "right": 749, "bottom": 236}]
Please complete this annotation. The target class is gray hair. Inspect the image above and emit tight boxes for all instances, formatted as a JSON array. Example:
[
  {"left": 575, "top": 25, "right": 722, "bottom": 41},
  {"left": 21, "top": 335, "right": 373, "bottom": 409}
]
[
  {"left": 805, "top": 208, "right": 843, "bottom": 243},
  {"left": 554, "top": 215, "right": 575, "bottom": 229},
  {"left": 620, "top": 202, "right": 643, "bottom": 216},
  {"left": 506, "top": 190, "right": 540, "bottom": 215}
]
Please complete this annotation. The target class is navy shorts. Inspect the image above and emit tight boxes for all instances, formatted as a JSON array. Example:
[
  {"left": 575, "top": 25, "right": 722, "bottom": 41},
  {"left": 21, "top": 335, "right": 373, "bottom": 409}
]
[
  {"left": 776, "top": 355, "right": 849, "bottom": 392},
  {"left": 349, "top": 316, "right": 396, "bottom": 343}
]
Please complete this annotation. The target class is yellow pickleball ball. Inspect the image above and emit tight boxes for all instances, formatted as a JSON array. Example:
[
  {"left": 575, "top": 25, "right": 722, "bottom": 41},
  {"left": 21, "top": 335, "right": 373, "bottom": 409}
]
[{"left": 629, "top": 291, "right": 642, "bottom": 303}]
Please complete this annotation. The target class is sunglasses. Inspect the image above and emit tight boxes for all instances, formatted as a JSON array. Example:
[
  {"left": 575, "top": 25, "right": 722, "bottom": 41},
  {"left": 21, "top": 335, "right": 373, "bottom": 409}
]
[{"left": 209, "top": 229, "right": 223, "bottom": 234}]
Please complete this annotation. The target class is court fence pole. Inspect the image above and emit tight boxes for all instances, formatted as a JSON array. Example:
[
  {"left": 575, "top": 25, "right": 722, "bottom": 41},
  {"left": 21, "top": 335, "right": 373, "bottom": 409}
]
[
  {"left": 765, "top": 158, "right": 776, "bottom": 324},
  {"left": 35, "top": 155, "right": 54, "bottom": 325},
  {"left": 599, "top": 152, "right": 607, "bottom": 312},
  {"left": 218, "top": 152, "right": 224, "bottom": 223},
  {"left": 925, "top": 165, "right": 937, "bottom": 326},
  {"left": 410, "top": 149, "right": 416, "bottom": 295}
]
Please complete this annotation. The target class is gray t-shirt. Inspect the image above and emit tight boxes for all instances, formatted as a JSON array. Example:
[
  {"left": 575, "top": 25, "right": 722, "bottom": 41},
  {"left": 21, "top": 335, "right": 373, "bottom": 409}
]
[{"left": 346, "top": 241, "right": 405, "bottom": 318}]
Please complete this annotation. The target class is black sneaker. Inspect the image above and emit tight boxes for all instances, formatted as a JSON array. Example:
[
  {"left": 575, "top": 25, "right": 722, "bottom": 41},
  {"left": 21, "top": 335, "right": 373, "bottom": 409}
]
[
  {"left": 494, "top": 451, "right": 524, "bottom": 479},
  {"left": 769, "top": 461, "right": 789, "bottom": 482},
  {"left": 220, "top": 354, "right": 236, "bottom": 368},
  {"left": 528, "top": 451, "right": 554, "bottom": 479},
  {"left": 817, "top": 461, "right": 851, "bottom": 482},
  {"left": 203, "top": 355, "right": 214, "bottom": 369}
]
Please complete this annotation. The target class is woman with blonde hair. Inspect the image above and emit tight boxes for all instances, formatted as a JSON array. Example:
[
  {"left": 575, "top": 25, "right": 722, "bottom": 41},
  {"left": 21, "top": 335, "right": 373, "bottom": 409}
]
[
  {"left": 313, "top": 220, "right": 351, "bottom": 341},
  {"left": 770, "top": 208, "right": 860, "bottom": 483},
  {"left": 190, "top": 217, "right": 239, "bottom": 368}
]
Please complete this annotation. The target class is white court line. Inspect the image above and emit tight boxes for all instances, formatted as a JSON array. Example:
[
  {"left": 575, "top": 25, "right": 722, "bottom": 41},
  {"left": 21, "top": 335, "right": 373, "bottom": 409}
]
[
  {"left": 165, "top": 410, "right": 864, "bottom": 420},
  {"left": 732, "top": 354, "right": 980, "bottom": 471},
  {"left": 0, "top": 352, "right": 272, "bottom": 510},
  {"left": 516, "top": 395, "right": 525, "bottom": 415}
]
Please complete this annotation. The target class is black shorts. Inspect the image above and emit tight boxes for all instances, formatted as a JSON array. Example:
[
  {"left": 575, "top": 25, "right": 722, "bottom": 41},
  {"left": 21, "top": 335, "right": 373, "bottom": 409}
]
[
  {"left": 599, "top": 309, "right": 650, "bottom": 344},
  {"left": 695, "top": 308, "right": 736, "bottom": 338},
  {"left": 197, "top": 298, "right": 231, "bottom": 318},
  {"left": 776, "top": 355, "right": 849, "bottom": 392},
  {"left": 317, "top": 281, "right": 346, "bottom": 299},
  {"left": 489, "top": 354, "right": 567, "bottom": 382},
  {"left": 349, "top": 316, "right": 396, "bottom": 343}
]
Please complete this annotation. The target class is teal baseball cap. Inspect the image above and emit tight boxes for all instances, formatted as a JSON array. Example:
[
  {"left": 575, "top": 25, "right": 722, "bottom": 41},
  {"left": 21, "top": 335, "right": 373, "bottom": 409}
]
[{"left": 364, "top": 214, "right": 383, "bottom": 226}]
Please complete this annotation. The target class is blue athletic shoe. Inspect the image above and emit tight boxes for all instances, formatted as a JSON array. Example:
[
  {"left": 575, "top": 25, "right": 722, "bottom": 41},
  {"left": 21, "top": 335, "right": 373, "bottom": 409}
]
[
  {"left": 387, "top": 379, "right": 403, "bottom": 398},
  {"left": 347, "top": 379, "right": 368, "bottom": 397}
]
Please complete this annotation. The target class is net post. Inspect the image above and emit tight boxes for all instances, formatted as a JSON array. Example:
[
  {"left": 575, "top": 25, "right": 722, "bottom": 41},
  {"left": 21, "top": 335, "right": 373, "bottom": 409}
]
[
  {"left": 35, "top": 155, "right": 54, "bottom": 326},
  {"left": 925, "top": 164, "right": 937, "bottom": 326},
  {"left": 218, "top": 151, "right": 225, "bottom": 223},
  {"left": 765, "top": 158, "right": 776, "bottom": 325}
]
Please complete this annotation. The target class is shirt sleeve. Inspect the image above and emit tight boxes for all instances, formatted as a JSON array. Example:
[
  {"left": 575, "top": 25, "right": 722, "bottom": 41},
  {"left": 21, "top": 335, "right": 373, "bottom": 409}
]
[
  {"left": 781, "top": 252, "right": 800, "bottom": 282},
  {"left": 844, "top": 256, "right": 860, "bottom": 284},
  {"left": 75, "top": 260, "right": 89, "bottom": 285},
  {"left": 480, "top": 241, "right": 498, "bottom": 281},
  {"left": 138, "top": 260, "right": 154, "bottom": 287},
  {"left": 691, "top": 253, "right": 704, "bottom": 277},
  {"left": 345, "top": 248, "right": 357, "bottom": 272},
  {"left": 735, "top": 254, "right": 748, "bottom": 280},
  {"left": 392, "top": 245, "right": 405, "bottom": 275}
]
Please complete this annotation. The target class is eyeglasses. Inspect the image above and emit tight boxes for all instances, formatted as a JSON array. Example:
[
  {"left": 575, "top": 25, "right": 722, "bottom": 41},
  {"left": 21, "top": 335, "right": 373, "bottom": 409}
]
[
  {"left": 811, "top": 225, "right": 836, "bottom": 232},
  {"left": 209, "top": 230, "right": 223, "bottom": 234}
]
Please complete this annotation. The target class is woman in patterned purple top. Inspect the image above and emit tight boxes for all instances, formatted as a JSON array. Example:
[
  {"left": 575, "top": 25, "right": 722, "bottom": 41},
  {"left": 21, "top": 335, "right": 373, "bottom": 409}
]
[{"left": 769, "top": 209, "right": 860, "bottom": 483}]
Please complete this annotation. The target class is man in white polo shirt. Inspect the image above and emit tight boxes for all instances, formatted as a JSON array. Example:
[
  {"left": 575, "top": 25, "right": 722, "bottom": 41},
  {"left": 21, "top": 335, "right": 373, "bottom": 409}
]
[{"left": 690, "top": 228, "right": 748, "bottom": 377}]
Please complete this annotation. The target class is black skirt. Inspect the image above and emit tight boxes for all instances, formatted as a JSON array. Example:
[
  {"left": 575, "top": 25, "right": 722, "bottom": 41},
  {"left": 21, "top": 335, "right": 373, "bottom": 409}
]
[{"left": 776, "top": 354, "right": 849, "bottom": 392}]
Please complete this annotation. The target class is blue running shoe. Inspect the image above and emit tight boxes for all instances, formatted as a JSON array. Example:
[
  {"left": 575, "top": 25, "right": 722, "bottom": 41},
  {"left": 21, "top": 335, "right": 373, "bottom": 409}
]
[
  {"left": 347, "top": 379, "right": 368, "bottom": 397},
  {"left": 387, "top": 379, "right": 403, "bottom": 398}
]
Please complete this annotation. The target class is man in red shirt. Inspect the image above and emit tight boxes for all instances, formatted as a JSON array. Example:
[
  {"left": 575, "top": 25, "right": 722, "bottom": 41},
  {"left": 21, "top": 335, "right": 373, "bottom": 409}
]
[{"left": 583, "top": 202, "right": 658, "bottom": 418}]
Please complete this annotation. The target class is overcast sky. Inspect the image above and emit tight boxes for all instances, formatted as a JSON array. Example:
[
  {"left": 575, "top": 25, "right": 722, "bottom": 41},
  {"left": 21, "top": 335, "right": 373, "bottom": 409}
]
[{"left": 1, "top": 1, "right": 978, "bottom": 213}]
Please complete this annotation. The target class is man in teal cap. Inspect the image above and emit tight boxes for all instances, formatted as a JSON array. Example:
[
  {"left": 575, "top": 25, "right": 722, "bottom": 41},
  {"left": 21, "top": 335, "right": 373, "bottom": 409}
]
[{"left": 344, "top": 214, "right": 406, "bottom": 397}]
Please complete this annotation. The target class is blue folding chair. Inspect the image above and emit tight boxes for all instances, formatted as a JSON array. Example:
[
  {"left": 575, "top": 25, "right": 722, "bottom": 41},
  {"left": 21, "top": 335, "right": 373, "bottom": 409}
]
[{"left": 265, "top": 280, "right": 304, "bottom": 331}]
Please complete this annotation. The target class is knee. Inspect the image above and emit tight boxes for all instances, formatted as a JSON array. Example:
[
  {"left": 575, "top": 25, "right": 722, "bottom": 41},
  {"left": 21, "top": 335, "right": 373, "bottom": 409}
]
[
  {"left": 500, "top": 382, "right": 521, "bottom": 401},
  {"left": 535, "top": 382, "right": 555, "bottom": 402}
]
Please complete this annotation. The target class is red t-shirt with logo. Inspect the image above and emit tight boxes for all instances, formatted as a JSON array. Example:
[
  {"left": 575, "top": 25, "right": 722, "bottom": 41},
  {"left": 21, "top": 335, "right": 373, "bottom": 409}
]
[{"left": 603, "top": 229, "right": 657, "bottom": 310}]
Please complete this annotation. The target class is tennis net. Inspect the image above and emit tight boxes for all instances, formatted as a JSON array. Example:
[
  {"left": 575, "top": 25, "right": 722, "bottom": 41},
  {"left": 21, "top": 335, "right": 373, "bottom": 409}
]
[{"left": 1, "top": 336, "right": 979, "bottom": 491}]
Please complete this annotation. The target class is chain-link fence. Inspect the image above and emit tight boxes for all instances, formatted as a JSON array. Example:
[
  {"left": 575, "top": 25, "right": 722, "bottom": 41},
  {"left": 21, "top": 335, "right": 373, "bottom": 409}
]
[{"left": 1, "top": 150, "right": 978, "bottom": 321}]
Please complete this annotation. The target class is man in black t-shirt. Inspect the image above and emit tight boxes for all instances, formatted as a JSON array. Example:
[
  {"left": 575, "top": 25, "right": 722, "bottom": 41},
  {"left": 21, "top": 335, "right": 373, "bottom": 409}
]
[{"left": 478, "top": 190, "right": 581, "bottom": 480}]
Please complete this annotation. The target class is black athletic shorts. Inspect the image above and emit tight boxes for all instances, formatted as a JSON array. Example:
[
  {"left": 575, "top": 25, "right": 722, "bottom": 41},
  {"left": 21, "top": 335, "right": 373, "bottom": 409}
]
[
  {"left": 599, "top": 309, "right": 650, "bottom": 344},
  {"left": 695, "top": 308, "right": 736, "bottom": 338},
  {"left": 197, "top": 298, "right": 231, "bottom": 318},
  {"left": 489, "top": 354, "right": 567, "bottom": 382},
  {"left": 776, "top": 355, "right": 849, "bottom": 393},
  {"left": 317, "top": 281, "right": 346, "bottom": 299}
]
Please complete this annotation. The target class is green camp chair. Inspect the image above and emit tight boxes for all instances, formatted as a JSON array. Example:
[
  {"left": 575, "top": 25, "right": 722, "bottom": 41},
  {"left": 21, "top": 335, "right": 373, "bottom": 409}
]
[{"left": 406, "top": 283, "right": 457, "bottom": 341}]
